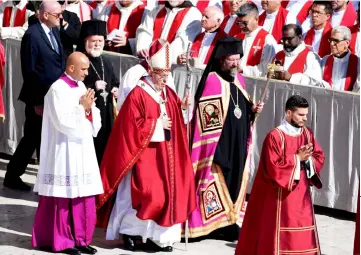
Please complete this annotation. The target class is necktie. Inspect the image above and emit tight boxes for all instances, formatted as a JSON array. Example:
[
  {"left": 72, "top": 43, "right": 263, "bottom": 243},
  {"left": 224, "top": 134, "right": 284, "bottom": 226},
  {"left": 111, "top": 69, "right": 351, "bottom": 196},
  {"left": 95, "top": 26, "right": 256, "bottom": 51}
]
[{"left": 49, "top": 29, "right": 59, "bottom": 54}]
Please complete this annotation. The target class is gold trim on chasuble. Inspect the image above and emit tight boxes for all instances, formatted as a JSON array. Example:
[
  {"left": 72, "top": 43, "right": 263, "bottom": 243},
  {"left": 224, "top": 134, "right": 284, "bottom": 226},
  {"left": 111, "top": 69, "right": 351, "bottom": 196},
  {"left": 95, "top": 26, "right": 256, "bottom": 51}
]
[
  {"left": 187, "top": 73, "right": 253, "bottom": 237},
  {"left": 274, "top": 128, "right": 321, "bottom": 255}
]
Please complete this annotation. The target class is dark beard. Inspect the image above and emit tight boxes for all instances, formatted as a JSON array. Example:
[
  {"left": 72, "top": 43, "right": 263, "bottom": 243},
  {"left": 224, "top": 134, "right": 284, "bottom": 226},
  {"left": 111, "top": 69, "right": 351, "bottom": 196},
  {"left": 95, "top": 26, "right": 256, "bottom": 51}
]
[
  {"left": 284, "top": 45, "right": 297, "bottom": 53},
  {"left": 290, "top": 119, "right": 302, "bottom": 128}
]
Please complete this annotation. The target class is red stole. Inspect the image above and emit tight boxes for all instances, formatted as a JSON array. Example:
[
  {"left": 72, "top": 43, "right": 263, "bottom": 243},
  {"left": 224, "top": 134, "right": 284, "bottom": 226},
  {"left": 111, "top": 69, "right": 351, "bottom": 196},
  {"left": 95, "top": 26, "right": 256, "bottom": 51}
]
[
  {"left": 258, "top": 6, "right": 288, "bottom": 42},
  {"left": 350, "top": 24, "right": 359, "bottom": 55},
  {"left": 153, "top": 7, "right": 191, "bottom": 43},
  {"left": 323, "top": 53, "right": 358, "bottom": 91},
  {"left": 191, "top": 29, "right": 227, "bottom": 64},
  {"left": 222, "top": 0, "right": 230, "bottom": 16},
  {"left": 274, "top": 47, "right": 311, "bottom": 74},
  {"left": 107, "top": 4, "right": 145, "bottom": 39},
  {"left": 237, "top": 28, "right": 269, "bottom": 66},
  {"left": 281, "top": 0, "right": 313, "bottom": 24},
  {"left": 195, "top": 0, "right": 210, "bottom": 13},
  {"left": 339, "top": 2, "right": 357, "bottom": 27},
  {"left": 3, "top": 6, "right": 26, "bottom": 27},
  {"left": 304, "top": 22, "right": 332, "bottom": 58},
  {"left": 219, "top": 14, "right": 241, "bottom": 36}
]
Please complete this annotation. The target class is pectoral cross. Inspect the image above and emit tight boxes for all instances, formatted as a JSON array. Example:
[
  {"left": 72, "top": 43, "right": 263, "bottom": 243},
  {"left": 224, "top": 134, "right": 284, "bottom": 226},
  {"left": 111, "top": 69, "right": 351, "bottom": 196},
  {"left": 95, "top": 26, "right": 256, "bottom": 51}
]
[
  {"left": 252, "top": 39, "right": 262, "bottom": 56},
  {"left": 100, "top": 90, "right": 108, "bottom": 106}
]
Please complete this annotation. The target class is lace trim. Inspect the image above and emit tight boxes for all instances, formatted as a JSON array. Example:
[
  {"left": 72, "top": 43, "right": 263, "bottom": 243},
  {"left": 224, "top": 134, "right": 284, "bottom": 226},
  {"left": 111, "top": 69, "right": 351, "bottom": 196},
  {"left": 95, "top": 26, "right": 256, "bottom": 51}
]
[{"left": 40, "top": 174, "right": 94, "bottom": 186}]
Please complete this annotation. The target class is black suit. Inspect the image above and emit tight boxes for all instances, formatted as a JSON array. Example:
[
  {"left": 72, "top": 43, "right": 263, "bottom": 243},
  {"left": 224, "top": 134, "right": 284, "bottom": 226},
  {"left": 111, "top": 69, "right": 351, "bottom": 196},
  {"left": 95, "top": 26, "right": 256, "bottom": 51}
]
[
  {"left": 6, "top": 22, "right": 65, "bottom": 181},
  {"left": 60, "top": 10, "right": 81, "bottom": 59}
]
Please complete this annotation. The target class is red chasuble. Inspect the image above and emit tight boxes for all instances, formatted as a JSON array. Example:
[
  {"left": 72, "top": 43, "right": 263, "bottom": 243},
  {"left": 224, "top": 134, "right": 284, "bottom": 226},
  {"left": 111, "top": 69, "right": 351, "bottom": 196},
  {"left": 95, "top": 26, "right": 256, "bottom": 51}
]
[
  {"left": 274, "top": 47, "right": 310, "bottom": 74},
  {"left": 258, "top": 6, "right": 288, "bottom": 42},
  {"left": 304, "top": 22, "right": 332, "bottom": 58},
  {"left": 153, "top": 7, "right": 191, "bottom": 43},
  {"left": 219, "top": 14, "right": 241, "bottom": 36},
  {"left": 235, "top": 127, "right": 325, "bottom": 255},
  {"left": 323, "top": 53, "right": 358, "bottom": 91},
  {"left": 191, "top": 29, "right": 227, "bottom": 64},
  {"left": 3, "top": 6, "right": 26, "bottom": 27},
  {"left": 236, "top": 28, "right": 269, "bottom": 66},
  {"left": 96, "top": 83, "right": 196, "bottom": 228},
  {"left": 195, "top": 0, "right": 210, "bottom": 13}
]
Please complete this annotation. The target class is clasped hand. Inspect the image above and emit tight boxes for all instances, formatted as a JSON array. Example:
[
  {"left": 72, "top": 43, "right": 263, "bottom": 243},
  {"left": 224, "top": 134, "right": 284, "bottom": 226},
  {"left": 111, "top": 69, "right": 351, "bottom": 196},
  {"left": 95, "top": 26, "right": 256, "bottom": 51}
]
[
  {"left": 80, "top": 89, "right": 95, "bottom": 113},
  {"left": 297, "top": 143, "right": 313, "bottom": 161}
]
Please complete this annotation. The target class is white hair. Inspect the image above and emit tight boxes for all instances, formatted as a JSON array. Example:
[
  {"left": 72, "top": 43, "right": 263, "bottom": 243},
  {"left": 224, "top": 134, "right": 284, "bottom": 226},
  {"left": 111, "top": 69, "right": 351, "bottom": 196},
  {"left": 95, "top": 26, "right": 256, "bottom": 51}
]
[
  {"left": 332, "top": 26, "right": 352, "bottom": 41},
  {"left": 205, "top": 5, "right": 225, "bottom": 23},
  {"left": 85, "top": 39, "right": 104, "bottom": 58}
]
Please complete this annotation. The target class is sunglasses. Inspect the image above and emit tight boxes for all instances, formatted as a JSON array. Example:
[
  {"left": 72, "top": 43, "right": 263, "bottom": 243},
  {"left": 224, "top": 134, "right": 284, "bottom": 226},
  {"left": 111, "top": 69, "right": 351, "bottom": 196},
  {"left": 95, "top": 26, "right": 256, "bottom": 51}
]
[
  {"left": 281, "top": 35, "right": 297, "bottom": 43},
  {"left": 236, "top": 20, "right": 250, "bottom": 27},
  {"left": 47, "top": 12, "right": 63, "bottom": 18}
]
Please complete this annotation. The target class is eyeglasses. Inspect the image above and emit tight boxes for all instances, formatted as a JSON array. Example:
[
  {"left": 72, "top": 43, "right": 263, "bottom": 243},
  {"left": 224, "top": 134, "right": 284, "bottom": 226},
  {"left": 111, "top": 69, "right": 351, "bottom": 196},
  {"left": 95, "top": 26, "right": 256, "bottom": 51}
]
[
  {"left": 281, "top": 35, "right": 297, "bottom": 43},
  {"left": 47, "top": 12, "right": 62, "bottom": 18},
  {"left": 328, "top": 38, "right": 346, "bottom": 44},
  {"left": 309, "top": 10, "right": 327, "bottom": 16},
  {"left": 236, "top": 20, "right": 250, "bottom": 27}
]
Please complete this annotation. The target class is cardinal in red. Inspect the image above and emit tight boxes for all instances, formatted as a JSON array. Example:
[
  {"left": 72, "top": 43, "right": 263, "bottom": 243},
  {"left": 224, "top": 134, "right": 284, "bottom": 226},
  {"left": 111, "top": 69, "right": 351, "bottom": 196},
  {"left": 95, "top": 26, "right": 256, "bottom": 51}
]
[
  {"left": 235, "top": 95, "right": 325, "bottom": 255},
  {"left": 96, "top": 39, "right": 196, "bottom": 252}
]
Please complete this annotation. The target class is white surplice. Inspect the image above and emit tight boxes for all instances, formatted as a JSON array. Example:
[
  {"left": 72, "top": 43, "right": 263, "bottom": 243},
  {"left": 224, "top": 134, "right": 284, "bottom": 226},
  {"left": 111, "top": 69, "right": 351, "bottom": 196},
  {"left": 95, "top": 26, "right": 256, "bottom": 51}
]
[
  {"left": 281, "top": 42, "right": 323, "bottom": 86},
  {"left": 33, "top": 75, "right": 104, "bottom": 198},
  {"left": 261, "top": 8, "right": 298, "bottom": 35},
  {"left": 65, "top": 0, "right": 92, "bottom": 23},
  {"left": 100, "top": 1, "right": 146, "bottom": 55},
  {"left": 331, "top": 9, "right": 346, "bottom": 28},
  {"left": 91, "top": 0, "right": 108, "bottom": 19},
  {"left": 136, "top": 5, "right": 202, "bottom": 63},
  {"left": 320, "top": 52, "right": 360, "bottom": 91},
  {"left": 0, "top": 0, "right": 34, "bottom": 39},
  {"left": 223, "top": 14, "right": 237, "bottom": 34},
  {"left": 240, "top": 26, "right": 279, "bottom": 77}
]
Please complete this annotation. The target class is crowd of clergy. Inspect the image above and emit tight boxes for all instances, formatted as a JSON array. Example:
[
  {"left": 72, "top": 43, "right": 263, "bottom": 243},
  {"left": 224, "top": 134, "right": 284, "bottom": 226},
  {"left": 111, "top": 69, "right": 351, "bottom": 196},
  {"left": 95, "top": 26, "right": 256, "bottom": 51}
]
[
  {"left": 0, "top": 0, "right": 359, "bottom": 91},
  {"left": 0, "top": 0, "right": 360, "bottom": 255}
]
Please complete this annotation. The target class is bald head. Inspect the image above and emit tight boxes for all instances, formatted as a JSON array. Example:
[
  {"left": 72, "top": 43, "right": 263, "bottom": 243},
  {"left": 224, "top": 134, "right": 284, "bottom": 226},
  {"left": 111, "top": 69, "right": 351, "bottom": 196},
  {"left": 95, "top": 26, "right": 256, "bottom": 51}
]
[
  {"left": 201, "top": 6, "right": 224, "bottom": 31},
  {"left": 39, "top": 1, "right": 62, "bottom": 28},
  {"left": 66, "top": 52, "right": 89, "bottom": 82}
]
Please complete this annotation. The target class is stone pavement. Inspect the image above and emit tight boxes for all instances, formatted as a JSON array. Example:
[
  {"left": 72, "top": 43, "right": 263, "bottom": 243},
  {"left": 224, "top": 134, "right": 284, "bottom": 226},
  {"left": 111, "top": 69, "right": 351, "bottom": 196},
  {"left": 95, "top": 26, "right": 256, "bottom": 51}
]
[{"left": 0, "top": 158, "right": 356, "bottom": 255}]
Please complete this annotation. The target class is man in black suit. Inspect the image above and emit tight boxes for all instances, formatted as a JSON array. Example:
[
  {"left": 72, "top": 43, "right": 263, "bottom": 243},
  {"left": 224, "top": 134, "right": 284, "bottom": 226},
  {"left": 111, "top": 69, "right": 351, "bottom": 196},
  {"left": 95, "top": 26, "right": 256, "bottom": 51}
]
[{"left": 4, "top": 1, "right": 65, "bottom": 191}]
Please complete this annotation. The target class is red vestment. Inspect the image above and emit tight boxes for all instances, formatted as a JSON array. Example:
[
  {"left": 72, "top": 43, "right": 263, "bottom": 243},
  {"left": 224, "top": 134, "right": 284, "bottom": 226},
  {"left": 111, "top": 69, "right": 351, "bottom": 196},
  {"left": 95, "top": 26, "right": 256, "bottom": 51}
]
[
  {"left": 350, "top": 24, "right": 359, "bottom": 55},
  {"left": 235, "top": 127, "right": 325, "bottom": 255},
  {"left": 3, "top": 6, "right": 26, "bottom": 27},
  {"left": 219, "top": 14, "right": 241, "bottom": 36},
  {"left": 304, "top": 22, "right": 332, "bottom": 58},
  {"left": 96, "top": 84, "right": 196, "bottom": 229},
  {"left": 258, "top": 6, "right": 288, "bottom": 42}
]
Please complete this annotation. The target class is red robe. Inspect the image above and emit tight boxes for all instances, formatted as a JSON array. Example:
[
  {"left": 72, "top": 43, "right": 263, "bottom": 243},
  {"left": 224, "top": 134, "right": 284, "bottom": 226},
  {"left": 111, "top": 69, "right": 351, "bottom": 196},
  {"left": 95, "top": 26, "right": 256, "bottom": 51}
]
[
  {"left": 96, "top": 83, "right": 196, "bottom": 229},
  {"left": 235, "top": 126, "right": 325, "bottom": 255},
  {"left": 0, "top": 41, "right": 5, "bottom": 121}
]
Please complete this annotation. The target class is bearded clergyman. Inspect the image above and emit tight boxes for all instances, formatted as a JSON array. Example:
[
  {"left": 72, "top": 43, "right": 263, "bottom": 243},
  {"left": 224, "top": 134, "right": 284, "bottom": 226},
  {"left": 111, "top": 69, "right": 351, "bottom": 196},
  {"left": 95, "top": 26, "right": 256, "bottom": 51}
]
[{"left": 76, "top": 20, "right": 119, "bottom": 165}]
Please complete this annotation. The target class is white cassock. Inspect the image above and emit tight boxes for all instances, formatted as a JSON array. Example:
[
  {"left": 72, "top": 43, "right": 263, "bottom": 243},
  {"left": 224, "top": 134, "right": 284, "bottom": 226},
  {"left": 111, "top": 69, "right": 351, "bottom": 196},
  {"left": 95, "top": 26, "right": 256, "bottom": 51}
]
[
  {"left": 65, "top": 0, "right": 92, "bottom": 23},
  {"left": 91, "top": 0, "right": 110, "bottom": 19},
  {"left": 116, "top": 64, "right": 176, "bottom": 111},
  {"left": 331, "top": 9, "right": 346, "bottom": 28},
  {"left": 320, "top": 52, "right": 360, "bottom": 92},
  {"left": 355, "top": 30, "right": 360, "bottom": 57},
  {"left": 100, "top": 1, "right": 146, "bottom": 55},
  {"left": 240, "top": 27, "right": 279, "bottom": 77},
  {"left": 0, "top": 0, "right": 34, "bottom": 39},
  {"left": 34, "top": 75, "right": 104, "bottom": 198},
  {"left": 136, "top": 5, "right": 202, "bottom": 63},
  {"left": 282, "top": 42, "right": 323, "bottom": 86},
  {"left": 195, "top": 31, "right": 217, "bottom": 68},
  {"left": 108, "top": 78, "right": 190, "bottom": 248},
  {"left": 283, "top": 0, "right": 313, "bottom": 34},
  {"left": 261, "top": 9, "right": 298, "bottom": 35}
]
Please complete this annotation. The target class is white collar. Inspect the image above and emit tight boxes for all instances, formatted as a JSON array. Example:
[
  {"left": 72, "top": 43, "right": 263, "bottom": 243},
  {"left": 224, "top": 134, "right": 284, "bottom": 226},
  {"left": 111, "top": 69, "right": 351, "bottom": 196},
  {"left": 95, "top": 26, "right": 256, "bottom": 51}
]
[
  {"left": 284, "top": 42, "right": 306, "bottom": 57},
  {"left": 266, "top": 9, "right": 279, "bottom": 19},
  {"left": 40, "top": 21, "right": 51, "bottom": 34},
  {"left": 116, "top": 0, "right": 142, "bottom": 11},
  {"left": 314, "top": 27, "right": 325, "bottom": 33},
  {"left": 333, "top": 9, "right": 346, "bottom": 16},
  {"left": 246, "top": 26, "right": 262, "bottom": 38},
  {"left": 278, "top": 118, "right": 302, "bottom": 135}
]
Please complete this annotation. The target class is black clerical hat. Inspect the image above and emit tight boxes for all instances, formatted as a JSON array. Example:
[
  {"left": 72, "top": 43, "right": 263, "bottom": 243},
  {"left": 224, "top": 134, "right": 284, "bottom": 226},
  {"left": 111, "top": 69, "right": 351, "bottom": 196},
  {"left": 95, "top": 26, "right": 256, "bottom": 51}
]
[
  {"left": 212, "top": 36, "right": 243, "bottom": 59},
  {"left": 76, "top": 20, "right": 107, "bottom": 52}
]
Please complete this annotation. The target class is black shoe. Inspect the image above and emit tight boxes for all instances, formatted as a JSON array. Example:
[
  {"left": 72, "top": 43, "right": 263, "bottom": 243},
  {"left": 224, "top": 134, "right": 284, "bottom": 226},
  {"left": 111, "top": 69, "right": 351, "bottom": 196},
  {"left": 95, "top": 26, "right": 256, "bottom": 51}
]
[
  {"left": 161, "top": 246, "right": 173, "bottom": 252},
  {"left": 76, "top": 245, "right": 98, "bottom": 254},
  {"left": 60, "top": 248, "right": 81, "bottom": 255},
  {"left": 3, "top": 177, "right": 31, "bottom": 191},
  {"left": 123, "top": 234, "right": 136, "bottom": 251}
]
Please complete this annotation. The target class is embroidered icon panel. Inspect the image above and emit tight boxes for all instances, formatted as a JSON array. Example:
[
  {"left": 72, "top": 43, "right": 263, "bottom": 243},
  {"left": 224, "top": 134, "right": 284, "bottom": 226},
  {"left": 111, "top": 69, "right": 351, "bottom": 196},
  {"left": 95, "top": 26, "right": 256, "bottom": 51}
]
[
  {"left": 201, "top": 182, "right": 225, "bottom": 221},
  {"left": 198, "top": 97, "right": 224, "bottom": 135}
]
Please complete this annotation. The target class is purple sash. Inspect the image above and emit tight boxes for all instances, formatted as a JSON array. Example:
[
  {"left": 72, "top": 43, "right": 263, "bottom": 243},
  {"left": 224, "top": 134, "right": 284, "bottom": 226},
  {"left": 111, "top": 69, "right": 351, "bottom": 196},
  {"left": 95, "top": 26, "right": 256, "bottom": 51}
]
[{"left": 59, "top": 73, "right": 78, "bottom": 88}]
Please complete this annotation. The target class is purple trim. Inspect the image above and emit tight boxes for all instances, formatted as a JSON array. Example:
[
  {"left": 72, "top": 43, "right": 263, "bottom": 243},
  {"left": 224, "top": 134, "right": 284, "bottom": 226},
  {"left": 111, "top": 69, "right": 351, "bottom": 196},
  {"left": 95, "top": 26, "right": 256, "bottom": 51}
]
[{"left": 59, "top": 74, "right": 78, "bottom": 88}]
